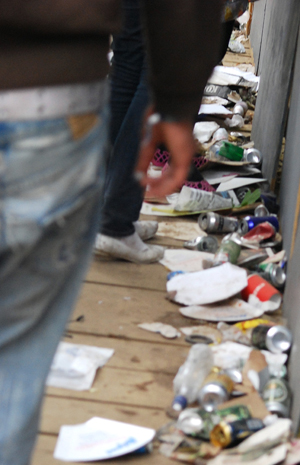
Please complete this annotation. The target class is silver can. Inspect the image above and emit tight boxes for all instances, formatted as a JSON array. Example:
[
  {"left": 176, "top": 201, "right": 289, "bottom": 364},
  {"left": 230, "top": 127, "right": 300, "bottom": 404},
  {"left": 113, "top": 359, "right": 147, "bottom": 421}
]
[
  {"left": 243, "top": 148, "right": 262, "bottom": 164},
  {"left": 258, "top": 263, "right": 286, "bottom": 289},
  {"left": 177, "top": 409, "right": 203, "bottom": 435},
  {"left": 198, "top": 373, "right": 234, "bottom": 412},
  {"left": 197, "top": 236, "right": 219, "bottom": 253},
  {"left": 198, "top": 212, "right": 239, "bottom": 234},
  {"left": 251, "top": 325, "right": 292, "bottom": 353},
  {"left": 233, "top": 101, "right": 248, "bottom": 117},
  {"left": 254, "top": 204, "right": 270, "bottom": 217},
  {"left": 263, "top": 378, "right": 291, "bottom": 418}
]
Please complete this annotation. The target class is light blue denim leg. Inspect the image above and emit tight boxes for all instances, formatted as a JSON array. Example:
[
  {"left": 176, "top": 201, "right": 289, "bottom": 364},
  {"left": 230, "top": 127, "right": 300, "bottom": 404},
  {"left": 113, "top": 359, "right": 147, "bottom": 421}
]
[{"left": 0, "top": 100, "right": 109, "bottom": 465}]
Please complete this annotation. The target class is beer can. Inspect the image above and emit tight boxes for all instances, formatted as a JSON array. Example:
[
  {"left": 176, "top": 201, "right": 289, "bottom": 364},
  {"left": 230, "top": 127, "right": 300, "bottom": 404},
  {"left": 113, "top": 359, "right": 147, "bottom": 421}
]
[
  {"left": 197, "top": 235, "right": 219, "bottom": 253},
  {"left": 198, "top": 212, "right": 239, "bottom": 234},
  {"left": 262, "top": 378, "right": 291, "bottom": 418},
  {"left": 213, "top": 240, "right": 241, "bottom": 266},
  {"left": 198, "top": 372, "right": 234, "bottom": 412},
  {"left": 238, "top": 215, "right": 279, "bottom": 235},
  {"left": 251, "top": 324, "right": 292, "bottom": 353},
  {"left": 258, "top": 263, "right": 286, "bottom": 289},
  {"left": 254, "top": 204, "right": 270, "bottom": 217},
  {"left": 210, "top": 418, "right": 264, "bottom": 448},
  {"left": 243, "top": 148, "right": 262, "bottom": 164}
]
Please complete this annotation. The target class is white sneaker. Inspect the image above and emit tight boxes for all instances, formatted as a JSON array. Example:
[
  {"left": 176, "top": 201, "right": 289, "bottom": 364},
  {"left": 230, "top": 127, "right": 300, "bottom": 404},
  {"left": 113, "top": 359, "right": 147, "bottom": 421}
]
[
  {"left": 134, "top": 221, "right": 158, "bottom": 241},
  {"left": 94, "top": 231, "right": 164, "bottom": 264}
]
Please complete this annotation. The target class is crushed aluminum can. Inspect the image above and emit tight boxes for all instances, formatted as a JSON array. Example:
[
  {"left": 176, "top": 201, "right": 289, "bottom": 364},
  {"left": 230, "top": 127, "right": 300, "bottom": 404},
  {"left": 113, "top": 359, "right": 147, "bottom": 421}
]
[
  {"left": 238, "top": 215, "right": 279, "bottom": 235},
  {"left": 213, "top": 239, "right": 241, "bottom": 266},
  {"left": 177, "top": 409, "right": 204, "bottom": 435},
  {"left": 258, "top": 263, "right": 286, "bottom": 289},
  {"left": 210, "top": 418, "right": 264, "bottom": 448},
  {"left": 251, "top": 324, "right": 292, "bottom": 353},
  {"left": 233, "top": 102, "right": 247, "bottom": 117},
  {"left": 198, "top": 372, "right": 234, "bottom": 412},
  {"left": 255, "top": 204, "right": 270, "bottom": 217},
  {"left": 198, "top": 212, "right": 239, "bottom": 234},
  {"left": 184, "top": 235, "right": 219, "bottom": 253},
  {"left": 243, "top": 148, "right": 262, "bottom": 164},
  {"left": 262, "top": 377, "right": 291, "bottom": 418}
]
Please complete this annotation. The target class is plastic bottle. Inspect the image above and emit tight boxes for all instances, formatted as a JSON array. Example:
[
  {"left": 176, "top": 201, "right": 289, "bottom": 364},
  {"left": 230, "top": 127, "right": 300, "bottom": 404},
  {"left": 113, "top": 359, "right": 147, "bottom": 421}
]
[
  {"left": 172, "top": 344, "right": 214, "bottom": 411},
  {"left": 207, "top": 141, "right": 244, "bottom": 162}
]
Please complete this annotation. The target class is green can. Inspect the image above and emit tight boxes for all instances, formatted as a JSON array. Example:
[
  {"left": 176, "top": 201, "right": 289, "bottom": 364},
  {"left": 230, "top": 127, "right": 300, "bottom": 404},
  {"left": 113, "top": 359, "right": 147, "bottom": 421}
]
[
  {"left": 213, "top": 240, "right": 241, "bottom": 266},
  {"left": 258, "top": 263, "right": 286, "bottom": 289}
]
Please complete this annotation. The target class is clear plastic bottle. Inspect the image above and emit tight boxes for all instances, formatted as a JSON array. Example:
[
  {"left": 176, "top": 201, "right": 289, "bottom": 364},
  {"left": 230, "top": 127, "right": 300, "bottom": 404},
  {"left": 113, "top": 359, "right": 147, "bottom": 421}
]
[{"left": 172, "top": 344, "right": 214, "bottom": 411}]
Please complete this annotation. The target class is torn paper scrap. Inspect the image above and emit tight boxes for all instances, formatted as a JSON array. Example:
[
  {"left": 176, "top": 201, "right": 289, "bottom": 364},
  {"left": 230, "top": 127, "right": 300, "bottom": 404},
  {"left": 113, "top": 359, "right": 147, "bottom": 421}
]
[
  {"left": 46, "top": 342, "right": 114, "bottom": 391},
  {"left": 174, "top": 186, "right": 232, "bottom": 212},
  {"left": 216, "top": 177, "right": 267, "bottom": 192},
  {"left": 193, "top": 121, "right": 220, "bottom": 143},
  {"left": 211, "top": 342, "right": 287, "bottom": 371},
  {"left": 140, "top": 202, "right": 201, "bottom": 217},
  {"left": 199, "top": 103, "right": 233, "bottom": 117},
  {"left": 138, "top": 322, "right": 181, "bottom": 339},
  {"left": 179, "top": 298, "right": 264, "bottom": 322},
  {"left": 167, "top": 263, "right": 247, "bottom": 306},
  {"left": 180, "top": 325, "right": 222, "bottom": 344},
  {"left": 207, "top": 443, "right": 287, "bottom": 465},
  {"left": 156, "top": 221, "right": 206, "bottom": 241},
  {"left": 160, "top": 249, "right": 214, "bottom": 273},
  {"left": 54, "top": 417, "right": 155, "bottom": 462}
]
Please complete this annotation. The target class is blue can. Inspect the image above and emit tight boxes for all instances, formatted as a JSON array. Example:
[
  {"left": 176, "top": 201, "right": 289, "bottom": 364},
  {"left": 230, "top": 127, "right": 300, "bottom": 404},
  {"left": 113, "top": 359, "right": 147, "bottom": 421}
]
[{"left": 238, "top": 215, "right": 279, "bottom": 235}]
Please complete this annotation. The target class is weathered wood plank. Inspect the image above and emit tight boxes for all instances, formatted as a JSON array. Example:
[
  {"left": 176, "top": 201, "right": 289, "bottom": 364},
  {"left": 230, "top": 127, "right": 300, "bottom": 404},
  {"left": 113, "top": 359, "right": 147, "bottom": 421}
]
[
  {"left": 61, "top": 333, "right": 188, "bottom": 374},
  {"left": 86, "top": 259, "right": 169, "bottom": 292},
  {"left": 33, "top": 434, "right": 171, "bottom": 465},
  {"left": 41, "top": 396, "right": 169, "bottom": 434},
  {"left": 46, "top": 367, "right": 174, "bottom": 409},
  {"left": 68, "top": 282, "right": 195, "bottom": 345}
]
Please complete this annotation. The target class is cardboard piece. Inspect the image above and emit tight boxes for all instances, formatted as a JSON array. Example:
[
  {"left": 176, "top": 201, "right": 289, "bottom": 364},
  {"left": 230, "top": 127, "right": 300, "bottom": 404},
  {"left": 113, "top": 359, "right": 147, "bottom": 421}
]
[{"left": 217, "top": 392, "right": 270, "bottom": 420}]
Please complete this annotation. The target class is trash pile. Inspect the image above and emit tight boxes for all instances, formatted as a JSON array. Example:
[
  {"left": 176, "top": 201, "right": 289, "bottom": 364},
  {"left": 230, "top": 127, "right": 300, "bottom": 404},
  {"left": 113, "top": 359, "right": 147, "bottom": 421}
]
[{"left": 140, "top": 26, "right": 297, "bottom": 465}]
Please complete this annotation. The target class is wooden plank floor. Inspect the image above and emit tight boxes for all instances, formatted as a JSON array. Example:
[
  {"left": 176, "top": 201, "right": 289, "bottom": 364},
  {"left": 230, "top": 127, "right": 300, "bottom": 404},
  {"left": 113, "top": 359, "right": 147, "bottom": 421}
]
[{"left": 33, "top": 39, "right": 255, "bottom": 465}]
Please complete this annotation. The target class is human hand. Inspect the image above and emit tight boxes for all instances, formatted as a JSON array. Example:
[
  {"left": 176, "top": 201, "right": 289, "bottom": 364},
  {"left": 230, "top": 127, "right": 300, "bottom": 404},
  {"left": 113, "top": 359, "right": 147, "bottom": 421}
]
[{"left": 135, "top": 109, "right": 196, "bottom": 197}]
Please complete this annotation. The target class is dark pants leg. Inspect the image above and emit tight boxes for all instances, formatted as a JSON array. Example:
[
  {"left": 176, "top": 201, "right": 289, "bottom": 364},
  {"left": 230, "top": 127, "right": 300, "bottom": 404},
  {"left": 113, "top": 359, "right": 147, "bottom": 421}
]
[{"left": 100, "top": 0, "right": 149, "bottom": 238}]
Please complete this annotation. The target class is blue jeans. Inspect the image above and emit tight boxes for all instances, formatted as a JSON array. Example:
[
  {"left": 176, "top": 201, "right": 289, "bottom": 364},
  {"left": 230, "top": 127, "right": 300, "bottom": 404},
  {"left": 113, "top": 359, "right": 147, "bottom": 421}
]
[
  {"left": 100, "top": 0, "right": 149, "bottom": 238},
  {"left": 0, "top": 97, "right": 109, "bottom": 464}
]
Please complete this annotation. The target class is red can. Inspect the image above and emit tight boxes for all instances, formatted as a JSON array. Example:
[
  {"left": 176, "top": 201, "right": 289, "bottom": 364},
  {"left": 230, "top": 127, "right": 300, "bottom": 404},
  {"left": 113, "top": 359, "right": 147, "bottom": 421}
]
[{"left": 241, "top": 274, "right": 282, "bottom": 311}]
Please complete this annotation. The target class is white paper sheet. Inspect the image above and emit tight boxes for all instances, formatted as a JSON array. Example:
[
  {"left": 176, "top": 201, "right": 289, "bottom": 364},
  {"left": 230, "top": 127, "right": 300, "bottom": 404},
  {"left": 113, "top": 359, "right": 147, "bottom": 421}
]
[
  {"left": 160, "top": 249, "right": 214, "bottom": 272},
  {"left": 202, "top": 167, "right": 261, "bottom": 185},
  {"left": 140, "top": 202, "right": 201, "bottom": 217},
  {"left": 199, "top": 104, "right": 233, "bottom": 116},
  {"left": 211, "top": 342, "right": 287, "bottom": 371},
  {"left": 193, "top": 121, "right": 220, "bottom": 143},
  {"left": 179, "top": 298, "right": 264, "bottom": 322},
  {"left": 216, "top": 177, "right": 267, "bottom": 192},
  {"left": 46, "top": 342, "right": 114, "bottom": 391},
  {"left": 54, "top": 417, "right": 155, "bottom": 462},
  {"left": 166, "top": 263, "right": 248, "bottom": 305}
]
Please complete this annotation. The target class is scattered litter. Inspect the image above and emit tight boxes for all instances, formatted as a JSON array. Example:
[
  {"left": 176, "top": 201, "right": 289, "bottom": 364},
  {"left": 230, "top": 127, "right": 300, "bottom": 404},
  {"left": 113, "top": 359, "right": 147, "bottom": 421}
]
[
  {"left": 156, "top": 221, "right": 206, "bottom": 241},
  {"left": 138, "top": 322, "right": 181, "bottom": 339},
  {"left": 174, "top": 186, "right": 232, "bottom": 212},
  {"left": 211, "top": 342, "right": 287, "bottom": 371},
  {"left": 160, "top": 249, "right": 214, "bottom": 272},
  {"left": 180, "top": 325, "right": 223, "bottom": 344},
  {"left": 202, "top": 96, "right": 229, "bottom": 106},
  {"left": 179, "top": 298, "right": 263, "bottom": 322},
  {"left": 193, "top": 121, "right": 220, "bottom": 143},
  {"left": 46, "top": 342, "right": 114, "bottom": 391},
  {"left": 228, "top": 39, "right": 246, "bottom": 54},
  {"left": 54, "top": 417, "right": 155, "bottom": 462},
  {"left": 241, "top": 274, "right": 282, "bottom": 312},
  {"left": 167, "top": 263, "right": 248, "bottom": 306},
  {"left": 123, "top": 296, "right": 131, "bottom": 301}
]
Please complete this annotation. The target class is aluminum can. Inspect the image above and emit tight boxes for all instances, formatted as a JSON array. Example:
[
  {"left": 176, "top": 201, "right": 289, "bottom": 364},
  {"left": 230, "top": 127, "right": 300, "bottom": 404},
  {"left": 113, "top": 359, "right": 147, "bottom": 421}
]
[
  {"left": 251, "top": 324, "right": 292, "bottom": 353},
  {"left": 233, "top": 103, "right": 246, "bottom": 117},
  {"left": 254, "top": 204, "right": 270, "bottom": 217},
  {"left": 235, "top": 187, "right": 251, "bottom": 203},
  {"left": 262, "top": 378, "right": 291, "bottom": 418},
  {"left": 238, "top": 215, "right": 279, "bottom": 235},
  {"left": 198, "top": 372, "right": 234, "bottom": 412},
  {"left": 177, "top": 404, "right": 251, "bottom": 439},
  {"left": 213, "top": 240, "right": 241, "bottom": 266},
  {"left": 258, "top": 263, "right": 286, "bottom": 289},
  {"left": 198, "top": 212, "right": 239, "bottom": 234},
  {"left": 196, "top": 235, "right": 219, "bottom": 253},
  {"left": 210, "top": 418, "right": 264, "bottom": 448},
  {"left": 243, "top": 148, "right": 262, "bottom": 164}
]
